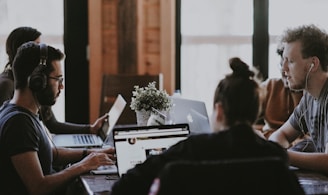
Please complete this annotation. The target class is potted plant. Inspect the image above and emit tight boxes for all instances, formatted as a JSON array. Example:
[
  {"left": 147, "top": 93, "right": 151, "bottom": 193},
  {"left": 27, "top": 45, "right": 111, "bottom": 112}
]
[{"left": 130, "top": 81, "right": 172, "bottom": 125}]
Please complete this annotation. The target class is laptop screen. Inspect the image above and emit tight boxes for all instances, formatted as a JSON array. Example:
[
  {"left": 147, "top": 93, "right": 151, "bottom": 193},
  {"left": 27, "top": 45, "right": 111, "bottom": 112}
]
[
  {"left": 169, "top": 97, "right": 211, "bottom": 135},
  {"left": 113, "top": 124, "right": 190, "bottom": 177},
  {"left": 99, "top": 94, "right": 127, "bottom": 142}
]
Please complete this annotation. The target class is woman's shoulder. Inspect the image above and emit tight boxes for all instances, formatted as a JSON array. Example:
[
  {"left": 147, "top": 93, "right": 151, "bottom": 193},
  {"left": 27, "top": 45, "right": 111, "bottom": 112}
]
[
  {"left": 261, "top": 78, "right": 284, "bottom": 88},
  {"left": 0, "top": 71, "right": 14, "bottom": 86}
]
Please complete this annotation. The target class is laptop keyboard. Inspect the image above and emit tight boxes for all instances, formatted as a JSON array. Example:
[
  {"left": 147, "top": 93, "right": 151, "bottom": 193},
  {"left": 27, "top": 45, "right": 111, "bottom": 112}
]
[{"left": 73, "top": 134, "right": 96, "bottom": 144}]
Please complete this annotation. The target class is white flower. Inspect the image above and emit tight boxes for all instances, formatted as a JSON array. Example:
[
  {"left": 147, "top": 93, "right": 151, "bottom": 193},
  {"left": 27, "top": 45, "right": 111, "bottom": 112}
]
[{"left": 130, "top": 81, "right": 172, "bottom": 112}]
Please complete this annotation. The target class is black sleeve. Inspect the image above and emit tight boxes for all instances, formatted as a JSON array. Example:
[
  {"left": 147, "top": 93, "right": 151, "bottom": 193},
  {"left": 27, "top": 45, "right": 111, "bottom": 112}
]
[
  {"left": 111, "top": 138, "right": 195, "bottom": 195},
  {"left": 4, "top": 114, "right": 40, "bottom": 156},
  {"left": 40, "top": 106, "right": 90, "bottom": 134}
]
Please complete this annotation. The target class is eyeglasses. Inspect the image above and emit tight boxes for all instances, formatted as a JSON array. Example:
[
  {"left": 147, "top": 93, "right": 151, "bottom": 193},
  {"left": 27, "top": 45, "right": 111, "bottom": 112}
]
[{"left": 48, "top": 76, "right": 64, "bottom": 84}]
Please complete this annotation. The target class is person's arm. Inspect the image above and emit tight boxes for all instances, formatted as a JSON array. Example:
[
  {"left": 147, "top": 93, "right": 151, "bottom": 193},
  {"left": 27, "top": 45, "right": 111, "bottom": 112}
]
[
  {"left": 288, "top": 151, "right": 328, "bottom": 174},
  {"left": 52, "top": 146, "right": 115, "bottom": 166},
  {"left": 41, "top": 106, "right": 108, "bottom": 134},
  {"left": 268, "top": 121, "right": 301, "bottom": 149},
  {"left": 11, "top": 147, "right": 115, "bottom": 195}
]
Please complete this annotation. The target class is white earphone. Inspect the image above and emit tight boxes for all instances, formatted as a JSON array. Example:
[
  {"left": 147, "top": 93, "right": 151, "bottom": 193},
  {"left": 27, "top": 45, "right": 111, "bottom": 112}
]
[{"left": 308, "top": 63, "right": 314, "bottom": 72}]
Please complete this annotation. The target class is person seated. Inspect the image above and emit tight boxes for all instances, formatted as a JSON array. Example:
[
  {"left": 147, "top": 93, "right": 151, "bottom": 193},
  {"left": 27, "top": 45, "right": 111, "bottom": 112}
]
[
  {"left": 0, "top": 26, "right": 107, "bottom": 136},
  {"left": 111, "top": 57, "right": 288, "bottom": 195},
  {"left": 0, "top": 42, "right": 116, "bottom": 194},
  {"left": 269, "top": 24, "right": 328, "bottom": 173},
  {"left": 256, "top": 44, "right": 314, "bottom": 152},
  {"left": 256, "top": 45, "right": 303, "bottom": 138}
]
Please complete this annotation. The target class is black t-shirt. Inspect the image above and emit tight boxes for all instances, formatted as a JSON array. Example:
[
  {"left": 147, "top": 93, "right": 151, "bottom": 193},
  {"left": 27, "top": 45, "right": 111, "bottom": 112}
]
[
  {"left": 0, "top": 103, "right": 53, "bottom": 194},
  {"left": 111, "top": 124, "right": 288, "bottom": 195}
]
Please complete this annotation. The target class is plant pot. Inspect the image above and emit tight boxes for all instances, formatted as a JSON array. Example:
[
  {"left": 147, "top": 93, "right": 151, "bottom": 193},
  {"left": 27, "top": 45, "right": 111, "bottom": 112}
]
[{"left": 135, "top": 110, "right": 151, "bottom": 126}]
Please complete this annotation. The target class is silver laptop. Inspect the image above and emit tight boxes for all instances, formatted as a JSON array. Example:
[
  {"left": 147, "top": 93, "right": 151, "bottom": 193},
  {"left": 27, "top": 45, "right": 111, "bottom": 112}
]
[
  {"left": 169, "top": 97, "right": 211, "bottom": 135},
  {"left": 52, "top": 94, "right": 127, "bottom": 148},
  {"left": 91, "top": 124, "right": 190, "bottom": 176}
]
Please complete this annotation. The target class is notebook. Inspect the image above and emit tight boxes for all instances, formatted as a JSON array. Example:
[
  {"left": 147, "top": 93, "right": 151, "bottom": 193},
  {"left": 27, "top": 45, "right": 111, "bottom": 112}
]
[
  {"left": 52, "top": 94, "right": 127, "bottom": 148},
  {"left": 169, "top": 97, "right": 211, "bottom": 135},
  {"left": 91, "top": 123, "right": 190, "bottom": 176}
]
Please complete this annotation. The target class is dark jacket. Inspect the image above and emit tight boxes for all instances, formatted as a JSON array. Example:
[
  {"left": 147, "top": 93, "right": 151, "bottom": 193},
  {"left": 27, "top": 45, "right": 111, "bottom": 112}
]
[{"left": 111, "top": 123, "right": 288, "bottom": 195}]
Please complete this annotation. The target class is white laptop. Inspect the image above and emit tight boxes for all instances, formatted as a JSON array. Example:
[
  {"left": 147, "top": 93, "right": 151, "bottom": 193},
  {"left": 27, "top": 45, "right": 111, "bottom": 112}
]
[
  {"left": 52, "top": 94, "right": 127, "bottom": 148},
  {"left": 169, "top": 97, "right": 211, "bottom": 135},
  {"left": 91, "top": 123, "right": 190, "bottom": 176}
]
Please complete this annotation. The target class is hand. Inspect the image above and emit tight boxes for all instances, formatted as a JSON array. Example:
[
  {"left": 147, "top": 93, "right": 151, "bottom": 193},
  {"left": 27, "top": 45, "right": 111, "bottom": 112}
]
[
  {"left": 90, "top": 113, "right": 109, "bottom": 134},
  {"left": 79, "top": 152, "right": 115, "bottom": 171},
  {"left": 89, "top": 147, "right": 116, "bottom": 161}
]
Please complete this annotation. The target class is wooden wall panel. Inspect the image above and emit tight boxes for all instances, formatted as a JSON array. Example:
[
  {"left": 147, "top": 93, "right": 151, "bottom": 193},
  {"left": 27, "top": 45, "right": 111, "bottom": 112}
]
[
  {"left": 118, "top": 0, "right": 137, "bottom": 73},
  {"left": 88, "top": 0, "right": 103, "bottom": 123},
  {"left": 89, "top": 0, "right": 175, "bottom": 122},
  {"left": 137, "top": 0, "right": 160, "bottom": 75},
  {"left": 160, "top": 0, "right": 176, "bottom": 94},
  {"left": 103, "top": 0, "right": 118, "bottom": 73}
]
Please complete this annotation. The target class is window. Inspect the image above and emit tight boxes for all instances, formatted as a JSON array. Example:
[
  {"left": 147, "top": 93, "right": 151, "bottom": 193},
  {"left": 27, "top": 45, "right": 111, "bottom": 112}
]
[
  {"left": 180, "top": 0, "right": 253, "bottom": 116},
  {"left": 0, "top": 0, "right": 64, "bottom": 120},
  {"left": 180, "top": 0, "right": 328, "bottom": 117},
  {"left": 268, "top": 0, "right": 328, "bottom": 78}
]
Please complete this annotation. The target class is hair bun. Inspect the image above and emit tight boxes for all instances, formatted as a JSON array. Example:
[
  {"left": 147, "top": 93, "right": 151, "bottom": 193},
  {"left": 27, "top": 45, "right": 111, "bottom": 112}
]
[{"left": 229, "top": 57, "right": 254, "bottom": 79}]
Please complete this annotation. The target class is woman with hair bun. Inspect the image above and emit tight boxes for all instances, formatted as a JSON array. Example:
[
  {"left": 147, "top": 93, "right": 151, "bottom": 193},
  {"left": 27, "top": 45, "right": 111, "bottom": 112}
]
[{"left": 111, "top": 57, "right": 290, "bottom": 195}]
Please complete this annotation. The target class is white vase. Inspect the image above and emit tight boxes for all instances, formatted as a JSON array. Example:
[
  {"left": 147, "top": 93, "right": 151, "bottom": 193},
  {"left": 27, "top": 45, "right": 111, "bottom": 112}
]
[{"left": 136, "top": 110, "right": 151, "bottom": 126}]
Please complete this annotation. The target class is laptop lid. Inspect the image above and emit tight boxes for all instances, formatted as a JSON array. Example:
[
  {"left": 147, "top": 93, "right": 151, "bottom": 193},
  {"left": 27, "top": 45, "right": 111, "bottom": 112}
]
[
  {"left": 113, "top": 123, "right": 190, "bottom": 177},
  {"left": 169, "top": 97, "right": 211, "bottom": 135},
  {"left": 100, "top": 94, "right": 127, "bottom": 143},
  {"left": 52, "top": 94, "right": 126, "bottom": 148}
]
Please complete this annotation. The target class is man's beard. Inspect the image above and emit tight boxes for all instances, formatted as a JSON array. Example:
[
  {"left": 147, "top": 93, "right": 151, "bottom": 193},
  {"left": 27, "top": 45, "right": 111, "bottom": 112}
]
[
  {"left": 288, "top": 78, "right": 306, "bottom": 92},
  {"left": 35, "top": 85, "right": 57, "bottom": 106}
]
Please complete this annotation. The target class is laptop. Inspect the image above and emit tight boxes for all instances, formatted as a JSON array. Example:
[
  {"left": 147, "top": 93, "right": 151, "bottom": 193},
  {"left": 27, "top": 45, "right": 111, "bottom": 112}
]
[
  {"left": 169, "top": 97, "right": 211, "bottom": 135},
  {"left": 91, "top": 123, "right": 190, "bottom": 176},
  {"left": 52, "top": 94, "right": 127, "bottom": 148}
]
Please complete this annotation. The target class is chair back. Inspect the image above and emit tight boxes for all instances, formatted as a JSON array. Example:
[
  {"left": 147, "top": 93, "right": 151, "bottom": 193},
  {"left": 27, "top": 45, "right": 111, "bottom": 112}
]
[
  {"left": 100, "top": 74, "right": 163, "bottom": 124},
  {"left": 149, "top": 157, "right": 305, "bottom": 195}
]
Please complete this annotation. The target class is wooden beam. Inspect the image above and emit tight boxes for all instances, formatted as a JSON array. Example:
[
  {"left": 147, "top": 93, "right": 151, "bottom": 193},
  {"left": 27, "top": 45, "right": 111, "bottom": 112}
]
[
  {"left": 88, "top": 0, "right": 102, "bottom": 122},
  {"left": 160, "top": 0, "right": 175, "bottom": 94}
]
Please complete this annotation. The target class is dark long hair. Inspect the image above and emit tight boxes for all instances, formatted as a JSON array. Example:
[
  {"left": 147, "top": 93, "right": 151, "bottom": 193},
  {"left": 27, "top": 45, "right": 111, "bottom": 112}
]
[
  {"left": 213, "top": 57, "right": 260, "bottom": 126},
  {"left": 4, "top": 27, "right": 41, "bottom": 79}
]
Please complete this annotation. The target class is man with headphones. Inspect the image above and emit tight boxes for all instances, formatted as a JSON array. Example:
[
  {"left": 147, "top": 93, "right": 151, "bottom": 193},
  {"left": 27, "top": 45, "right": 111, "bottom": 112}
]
[
  {"left": 0, "top": 42, "right": 116, "bottom": 194},
  {"left": 269, "top": 24, "right": 328, "bottom": 174},
  {"left": 0, "top": 26, "right": 108, "bottom": 137}
]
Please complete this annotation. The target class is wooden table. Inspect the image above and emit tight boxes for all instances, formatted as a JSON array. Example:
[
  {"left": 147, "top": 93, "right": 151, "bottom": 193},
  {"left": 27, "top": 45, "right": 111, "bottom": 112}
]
[{"left": 76, "top": 169, "right": 328, "bottom": 195}]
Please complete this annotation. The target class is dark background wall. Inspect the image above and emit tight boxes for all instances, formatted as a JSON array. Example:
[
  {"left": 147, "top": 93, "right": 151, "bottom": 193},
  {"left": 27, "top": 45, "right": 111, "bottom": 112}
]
[{"left": 64, "top": 0, "right": 89, "bottom": 123}]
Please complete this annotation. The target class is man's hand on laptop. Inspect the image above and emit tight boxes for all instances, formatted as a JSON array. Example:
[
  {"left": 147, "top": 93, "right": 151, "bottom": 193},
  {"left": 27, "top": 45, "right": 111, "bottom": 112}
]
[
  {"left": 88, "top": 147, "right": 117, "bottom": 161},
  {"left": 90, "top": 113, "right": 109, "bottom": 134},
  {"left": 77, "top": 152, "right": 116, "bottom": 172}
]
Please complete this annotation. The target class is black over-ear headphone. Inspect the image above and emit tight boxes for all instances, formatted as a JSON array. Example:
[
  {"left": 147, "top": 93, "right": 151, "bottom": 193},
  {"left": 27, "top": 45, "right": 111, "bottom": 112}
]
[{"left": 28, "top": 43, "right": 48, "bottom": 91}]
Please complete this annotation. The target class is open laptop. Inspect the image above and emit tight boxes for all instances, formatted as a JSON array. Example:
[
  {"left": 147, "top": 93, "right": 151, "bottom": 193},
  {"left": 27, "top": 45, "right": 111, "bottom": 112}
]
[
  {"left": 169, "top": 97, "right": 211, "bottom": 135},
  {"left": 91, "top": 123, "right": 190, "bottom": 176},
  {"left": 52, "top": 94, "right": 127, "bottom": 148}
]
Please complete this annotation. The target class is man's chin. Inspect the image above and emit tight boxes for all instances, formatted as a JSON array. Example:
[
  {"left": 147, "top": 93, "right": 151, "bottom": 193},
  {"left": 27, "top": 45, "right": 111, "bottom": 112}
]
[
  {"left": 289, "top": 84, "right": 303, "bottom": 91},
  {"left": 38, "top": 98, "right": 56, "bottom": 106}
]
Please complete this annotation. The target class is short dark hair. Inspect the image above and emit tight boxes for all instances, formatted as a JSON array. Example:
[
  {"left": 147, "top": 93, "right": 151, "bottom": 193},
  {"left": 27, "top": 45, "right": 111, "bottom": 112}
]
[
  {"left": 276, "top": 43, "right": 284, "bottom": 58},
  {"left": 281, "top": 24, "right": 328, "bottom": 71},
  {"left": 12, "top": 41, "right": 65, "bottom": 89},
  {"left": 213, "top": 57, "right": 260, "bottom": 126}
]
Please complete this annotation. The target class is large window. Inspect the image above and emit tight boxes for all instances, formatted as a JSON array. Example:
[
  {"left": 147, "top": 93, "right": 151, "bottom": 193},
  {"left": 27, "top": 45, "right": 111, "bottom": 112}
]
[
  {"left": 180, "top": 0, "right": 253, "bottom": 116},
  {"left": 181, "top": 0, "right": 328, "bottom": 117},
  {"left": 0, "top": 0, "right": 64, "bottom": 120},
  {"left": 268, "top": 0, "right": 328, "bottom": 78}
]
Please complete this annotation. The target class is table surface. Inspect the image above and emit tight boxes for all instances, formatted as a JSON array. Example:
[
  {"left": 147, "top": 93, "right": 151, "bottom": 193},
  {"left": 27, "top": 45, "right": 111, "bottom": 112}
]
[
  {"left": 294, "top": 169, "right": 328, "bottom": 195},
  {"left": 78, "top": 169, "right": 328, "bottom": 195}
]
